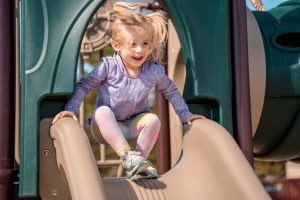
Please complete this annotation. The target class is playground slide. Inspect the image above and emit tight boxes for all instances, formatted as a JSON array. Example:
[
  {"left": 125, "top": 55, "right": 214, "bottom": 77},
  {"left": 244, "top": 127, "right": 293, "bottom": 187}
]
[{"left": 40, "top": 118, "right": 270, "bottom": 200}]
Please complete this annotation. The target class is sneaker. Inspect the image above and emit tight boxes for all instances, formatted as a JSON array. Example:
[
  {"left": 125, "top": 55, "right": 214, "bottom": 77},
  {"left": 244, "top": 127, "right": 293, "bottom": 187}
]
[
  {"left": 122, "top": 151, "right": 149, "bottom": 178},
  {"left": 144, "top": 164, "right": 158, "bottom": 178},
  {"left": 130, "top": 161, "right": 158, "bottom": 180}
]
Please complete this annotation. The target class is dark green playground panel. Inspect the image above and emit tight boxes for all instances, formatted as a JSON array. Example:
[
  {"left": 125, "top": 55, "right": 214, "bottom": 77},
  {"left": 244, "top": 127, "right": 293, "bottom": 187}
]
[
  {"left": 252, "top": 1, "right": 300, "bottom": 161},
  {"left": 19, "top": 0, "right": 232, "bottom": 197}
]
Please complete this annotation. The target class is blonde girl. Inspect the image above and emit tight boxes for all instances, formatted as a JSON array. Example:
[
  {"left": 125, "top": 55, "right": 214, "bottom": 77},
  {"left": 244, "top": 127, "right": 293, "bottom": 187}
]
[{"left": 52, "top": 2, "right": 205, "bottom": 179}]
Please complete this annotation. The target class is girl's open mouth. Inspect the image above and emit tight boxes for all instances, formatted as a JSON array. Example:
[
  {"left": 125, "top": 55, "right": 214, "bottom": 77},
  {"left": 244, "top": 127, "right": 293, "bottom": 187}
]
[{"left": 132, "top": 56, "right": 143, "bottom": 61}]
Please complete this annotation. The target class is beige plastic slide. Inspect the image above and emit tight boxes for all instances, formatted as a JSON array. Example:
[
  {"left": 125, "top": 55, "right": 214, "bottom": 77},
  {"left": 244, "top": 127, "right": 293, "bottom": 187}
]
[{"left": 39, "top": 118, "right": 270, "bottom": 200}]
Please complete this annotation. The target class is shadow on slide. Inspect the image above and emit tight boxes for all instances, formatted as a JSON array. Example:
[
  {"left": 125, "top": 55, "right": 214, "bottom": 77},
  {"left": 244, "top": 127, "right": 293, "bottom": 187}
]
[{"left": 39, "top": 118, "right": 270, "bottom": 200}]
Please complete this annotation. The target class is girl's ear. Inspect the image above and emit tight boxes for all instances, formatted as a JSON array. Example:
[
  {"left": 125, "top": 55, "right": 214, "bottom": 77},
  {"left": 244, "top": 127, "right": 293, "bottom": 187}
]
[{"left": 111, "top": 40, "right": 120, "bottom": 52}]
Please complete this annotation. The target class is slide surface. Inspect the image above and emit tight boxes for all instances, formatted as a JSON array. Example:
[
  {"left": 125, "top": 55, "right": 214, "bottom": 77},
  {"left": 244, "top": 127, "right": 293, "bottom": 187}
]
[{"left": 41, "top": 118, "right": 270, "bottom": 200}]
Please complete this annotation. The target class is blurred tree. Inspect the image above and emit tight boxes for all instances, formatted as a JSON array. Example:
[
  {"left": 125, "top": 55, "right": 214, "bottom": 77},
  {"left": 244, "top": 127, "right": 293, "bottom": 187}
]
[{"left": 254, "top": 160, "right": 286, "bottom": 179}]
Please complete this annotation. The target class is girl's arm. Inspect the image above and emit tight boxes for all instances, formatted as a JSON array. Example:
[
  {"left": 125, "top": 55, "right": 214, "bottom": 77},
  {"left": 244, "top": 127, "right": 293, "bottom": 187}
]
[
  {"left": 52, "top": 59, "right": 108, "bottom": 124},
  {"left": 155, "top": 64, "right": 203, "bottom": 124}
]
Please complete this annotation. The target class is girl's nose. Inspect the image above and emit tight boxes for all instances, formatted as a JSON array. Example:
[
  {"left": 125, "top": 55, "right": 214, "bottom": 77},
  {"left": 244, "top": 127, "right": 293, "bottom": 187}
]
[{"left": 135, "top": 45, "right": 143, "bottom": 53}]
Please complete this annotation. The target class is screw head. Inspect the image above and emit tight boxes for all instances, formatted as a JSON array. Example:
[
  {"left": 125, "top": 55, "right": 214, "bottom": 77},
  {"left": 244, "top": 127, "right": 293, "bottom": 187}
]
[
  {"left": 43, "top": 149, "right": 50, "bottom": 157},
  {"left": 51, "top": 188, "right": 59, "bottom": 196}
]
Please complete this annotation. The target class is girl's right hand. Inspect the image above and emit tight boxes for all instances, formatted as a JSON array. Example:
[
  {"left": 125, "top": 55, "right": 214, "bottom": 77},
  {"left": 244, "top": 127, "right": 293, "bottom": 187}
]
[{"left": 52, "top": 111, "right": 78, "bottom": 125}]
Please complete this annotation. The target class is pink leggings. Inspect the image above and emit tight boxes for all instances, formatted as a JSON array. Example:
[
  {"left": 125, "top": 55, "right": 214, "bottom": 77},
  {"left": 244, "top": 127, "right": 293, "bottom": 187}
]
[{"left": 91, "top": 106, "right": 161, "bottom": 158}]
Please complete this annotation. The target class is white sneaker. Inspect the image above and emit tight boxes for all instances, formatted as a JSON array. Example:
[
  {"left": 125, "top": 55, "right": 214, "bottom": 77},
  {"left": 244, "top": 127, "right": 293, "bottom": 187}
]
[
  {"left": 131, "top": 161, "right": 158, "bottom": 180},
  {"left": 122, "top": 151, "right": 149, "bottom": 178}
]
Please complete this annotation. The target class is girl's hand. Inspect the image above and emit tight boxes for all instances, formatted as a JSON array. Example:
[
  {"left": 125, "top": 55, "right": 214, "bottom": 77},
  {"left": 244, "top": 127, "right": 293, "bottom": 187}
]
[
  {"left": 250, "top": 0, "right": 265, "bottom": 11},
  {"left": 186, "top": 114, "right": 206, "bottom": 126},
  {"left": 52, "top": 111, "right": 78, "bottom": 125}
]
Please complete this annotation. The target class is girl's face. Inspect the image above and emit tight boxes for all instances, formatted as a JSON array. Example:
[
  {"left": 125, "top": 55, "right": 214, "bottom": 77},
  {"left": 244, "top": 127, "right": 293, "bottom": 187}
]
[{"left": 112, "top": 26, "right": 152, "bottom": 70}]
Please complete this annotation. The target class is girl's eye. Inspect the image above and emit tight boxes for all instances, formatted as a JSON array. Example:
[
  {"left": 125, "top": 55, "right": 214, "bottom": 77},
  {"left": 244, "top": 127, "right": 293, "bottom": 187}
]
[
  {"left": 130, "top": 42, "right": 136, "bottom": 48},
  {"left": 143, "top": 41, "right": 149, "bottom": 46}
]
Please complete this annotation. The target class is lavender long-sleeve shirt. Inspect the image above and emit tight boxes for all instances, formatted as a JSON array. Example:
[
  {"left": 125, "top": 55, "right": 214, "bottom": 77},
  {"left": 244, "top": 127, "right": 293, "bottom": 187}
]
[{"left": 65, "top": 53, "right": 192, "bottom": 123}]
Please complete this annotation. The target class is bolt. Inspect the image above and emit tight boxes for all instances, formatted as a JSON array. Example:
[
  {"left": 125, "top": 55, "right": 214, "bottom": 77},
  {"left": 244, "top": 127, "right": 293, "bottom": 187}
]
[
  {"left": 51, "top": 189, "right": 59, "bottom": 197},
  {"left": 43, "top": 149, "right": 50, "bottom": 157}
]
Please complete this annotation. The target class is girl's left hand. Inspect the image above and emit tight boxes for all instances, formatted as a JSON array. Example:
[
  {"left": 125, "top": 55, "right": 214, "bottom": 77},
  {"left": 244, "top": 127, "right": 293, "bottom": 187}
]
[{"left": 186, "top": 114, "right": 206, "bottom": 126}]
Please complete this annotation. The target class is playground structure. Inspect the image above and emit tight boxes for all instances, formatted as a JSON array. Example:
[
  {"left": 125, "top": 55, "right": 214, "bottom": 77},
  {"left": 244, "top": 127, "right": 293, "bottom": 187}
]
[{"left": 0, "top": 0, "right": 300, "bottom": 199}]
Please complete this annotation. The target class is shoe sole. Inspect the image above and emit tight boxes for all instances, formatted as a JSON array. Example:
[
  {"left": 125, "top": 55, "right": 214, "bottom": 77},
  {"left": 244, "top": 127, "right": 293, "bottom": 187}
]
[
  {"left": 130, "top": 172, "right": 158, "bottom": 180},
  {"left": 126, "top": 160, "right": 149, "bottom": 178}
]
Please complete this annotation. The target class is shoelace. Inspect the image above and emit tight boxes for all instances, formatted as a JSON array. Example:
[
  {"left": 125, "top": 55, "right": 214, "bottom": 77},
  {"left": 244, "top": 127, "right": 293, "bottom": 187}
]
[{"left": 122, "top": 151, "right": 142, "bottom": 162}]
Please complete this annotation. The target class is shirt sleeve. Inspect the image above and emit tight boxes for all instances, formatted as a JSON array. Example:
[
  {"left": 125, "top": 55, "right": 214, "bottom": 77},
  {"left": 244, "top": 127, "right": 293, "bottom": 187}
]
[
  {"left": 65, "top": 58, "right": 108, "bottom": 115},
  {"left": 154, "top": 63, "right": 192, "bottom": 123}
]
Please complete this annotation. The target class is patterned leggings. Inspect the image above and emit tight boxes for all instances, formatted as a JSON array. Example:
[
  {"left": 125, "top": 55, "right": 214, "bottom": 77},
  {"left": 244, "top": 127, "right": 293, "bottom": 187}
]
[{"left": 91, "top": 106, "right": 161, "bottom": 158}]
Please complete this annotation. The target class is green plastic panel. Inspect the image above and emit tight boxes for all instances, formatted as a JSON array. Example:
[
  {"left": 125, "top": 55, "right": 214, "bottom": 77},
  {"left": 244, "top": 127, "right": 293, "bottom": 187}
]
[
  {"left": 252, "top": 2, "right": 300, "bottom": 160},
  {"left": 163, "top": 0, "right": 232, "bottom": 130},
  {"left": 19, "top": 0, "right": 232, "bottom": 197},
  {"left": 19, "top": 0, "right": 105, "bottom": 196}
]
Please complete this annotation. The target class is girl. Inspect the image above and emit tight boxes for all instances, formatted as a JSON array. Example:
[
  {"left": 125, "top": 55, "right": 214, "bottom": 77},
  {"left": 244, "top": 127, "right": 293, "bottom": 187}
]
[{"left": 52, "top": 2, "right": 204, "bottom": 179}]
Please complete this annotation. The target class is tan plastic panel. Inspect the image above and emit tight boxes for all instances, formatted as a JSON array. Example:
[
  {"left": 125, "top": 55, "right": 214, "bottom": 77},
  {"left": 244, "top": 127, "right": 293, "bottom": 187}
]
[
  {"left": 162, "top": 119, "right": 270, "bottom": 200},
  {"left": 14, "top": 0, "right": 20, "bottom": 165},
  {"left": 247, "top": 8, "right": 266, "bottom": 136},
  {"left": 40, "top": 119, "right": 72, "bottom": 200},
  {"left": 48, "top": 118, "right": 106, "bottom": 200},
  {"left": 46, "top": 118, "right": 270, "bottom": 200},
  {"left": 168, "top": 20, "right": 185, "bottom": 166}
]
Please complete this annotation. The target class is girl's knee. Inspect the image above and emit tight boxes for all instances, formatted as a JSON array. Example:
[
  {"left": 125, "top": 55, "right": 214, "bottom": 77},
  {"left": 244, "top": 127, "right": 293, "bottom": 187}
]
[
  {"left": 94, "top": 106, "right": 115, "bottom": 123},
  {"left": 95, "top": 106, "right": 113, "bottom": 116},
  {"left": 144, "top": 113, "right": 161, "bottom": 129}
]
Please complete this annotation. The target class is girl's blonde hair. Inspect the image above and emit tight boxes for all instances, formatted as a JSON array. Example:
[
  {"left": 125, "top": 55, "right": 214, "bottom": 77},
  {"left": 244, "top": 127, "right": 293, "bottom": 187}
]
[{"left": 111, "top": 2, "right": 168, "bottom": 63}]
